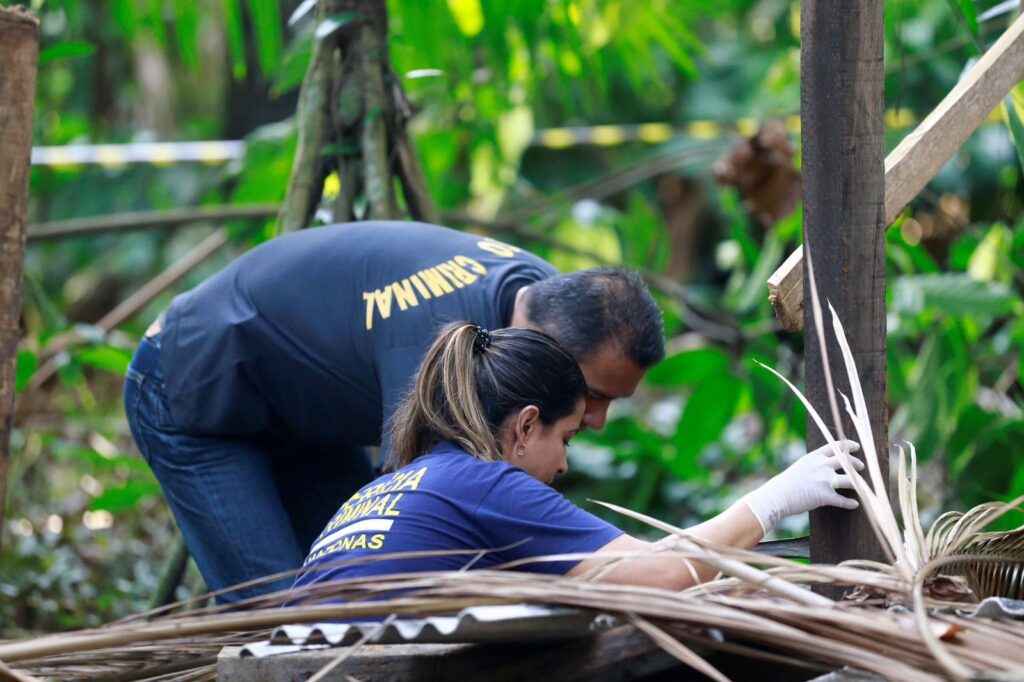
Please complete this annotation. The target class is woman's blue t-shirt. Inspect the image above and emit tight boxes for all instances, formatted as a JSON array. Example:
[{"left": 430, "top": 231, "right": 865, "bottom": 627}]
[{"left": 292, "top": 442, "right": 623, "bottom": 589}]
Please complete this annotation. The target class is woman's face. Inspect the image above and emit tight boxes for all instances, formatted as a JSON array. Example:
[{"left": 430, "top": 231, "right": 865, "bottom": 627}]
[{"left": 506, "top": 399, "right": 585, "bottom": 484}]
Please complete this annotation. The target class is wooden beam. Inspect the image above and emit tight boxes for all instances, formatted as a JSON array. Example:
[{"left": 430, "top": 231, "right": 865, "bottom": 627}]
[
  {"left": 0, "top": 6, "right": 39, "bottom": 548},
  {"left": 801, "top": 0, "right": 889, "bottom": 579},
  {"left": 769, "top": 11, "right": 1024, "bottom": 331}
]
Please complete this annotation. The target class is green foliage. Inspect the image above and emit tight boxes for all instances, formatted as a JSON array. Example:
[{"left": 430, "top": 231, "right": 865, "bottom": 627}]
[
  {"left": 75, "top": 345, "right": 133, "bottom": 376},
  {"left": 37, "top": 41, "right": 95, "bottom": 64},
  {"left": 7, "top": 0, "right": 1024, "bottom": 632}
]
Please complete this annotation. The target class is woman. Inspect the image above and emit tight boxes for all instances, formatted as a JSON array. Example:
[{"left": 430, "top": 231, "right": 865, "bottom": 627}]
[{"left": 292, "top": 323, "right": 862, "bottom": 592}]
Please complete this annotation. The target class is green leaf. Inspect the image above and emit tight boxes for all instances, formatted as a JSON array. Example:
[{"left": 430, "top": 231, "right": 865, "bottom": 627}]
[
  {"left": 644, "top": 347, "right": 730, "bottom": 388},
  {"left": 316, "top": 12, "right": 360, "bottom": 41},
  {"left": 16, "top": 349, "right": 38, "bottom": 394},
  {"left": 272, "top": 26, "right": 314, "bottom": 95},
  {"left": 967, "top": 224, "right": 1012, "bottom": 284},
  {"left": 111, "top": 0, "right": 138, "bottom": 38},
  {"left": 672, "top": 376, "right": 742, "bottom": 466},
  {"left": 1003, "top": 97, "right": 1024, "bottom": 179},
  {"left": 39, "top": 41, "right": 96, "bottom": 64},
  {"left": 145, "top": 0, "right": 168, "bottom": 48},
  {"left": 76, "top": 346, "right": 133, "bottom": 376},
  {"left": 891, "top": 273, "right": 1022, "bottom": 318},
  {"left": 89, "top": 480, "right": 163, "bottom": 512},
  {"left": 950, "top": 0, "right": 979, "bottom": 37},
  {"left": 288, "top": 0, "right": 317, "bottom": 26},
  {"left": 223, "top": 0, "right": 248, "bottom": 79},
  {"left": 246, "top": 0, "right": 284, "bottom": 75},
  {"left": 171, "top": 0, "right": 201, "bottom": 68}
]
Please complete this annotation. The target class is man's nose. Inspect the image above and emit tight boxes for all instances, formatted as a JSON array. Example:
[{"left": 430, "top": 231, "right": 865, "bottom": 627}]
[{"left": 582, "top": 403, "right": 609, "bottom": 431}]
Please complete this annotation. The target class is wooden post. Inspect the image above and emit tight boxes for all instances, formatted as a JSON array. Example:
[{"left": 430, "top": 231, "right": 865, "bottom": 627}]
[
  {"left": 0, "top": 7, "right": 39, "bottom": 546},
  {"left": 801, "top": 0, "right": 889, "bottom": 576}
]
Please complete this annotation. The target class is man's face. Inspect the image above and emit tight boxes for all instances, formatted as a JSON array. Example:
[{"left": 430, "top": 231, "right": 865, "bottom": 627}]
[{"left": 575, "top": 344, "right": 647, "bottom": 431}]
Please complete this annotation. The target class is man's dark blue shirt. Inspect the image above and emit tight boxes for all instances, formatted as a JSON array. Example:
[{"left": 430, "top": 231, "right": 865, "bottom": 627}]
[{"left": 160, "top": 222, "right": 557, "bottom": 447}]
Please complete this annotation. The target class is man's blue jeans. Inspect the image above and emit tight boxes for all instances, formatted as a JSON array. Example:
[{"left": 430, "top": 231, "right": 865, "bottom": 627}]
[{"left": 123, "top": 333, "right": 374, "bottom": 603}]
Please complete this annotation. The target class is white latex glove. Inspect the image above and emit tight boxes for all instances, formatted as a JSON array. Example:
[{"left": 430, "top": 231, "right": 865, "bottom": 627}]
[{"left": 740, "top": 439, "right": 864, "bottom": 535}]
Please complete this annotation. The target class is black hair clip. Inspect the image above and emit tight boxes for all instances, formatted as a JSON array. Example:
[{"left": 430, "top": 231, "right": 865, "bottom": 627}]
[{"left": 472, "top": 325, "right": 492, "bottom": 354}]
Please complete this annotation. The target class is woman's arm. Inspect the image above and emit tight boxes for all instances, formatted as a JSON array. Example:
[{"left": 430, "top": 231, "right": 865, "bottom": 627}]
[
  {"left": 567, "top": 439, "right": 864, "bottom": 591},
  {"left": 566, "top": 500, "right": 763, "bottom": 589}
]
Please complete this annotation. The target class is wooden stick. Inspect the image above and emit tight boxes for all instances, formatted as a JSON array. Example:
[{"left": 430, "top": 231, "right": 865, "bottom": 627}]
[
  {"left": 769, "top": 12, "right": 1024, "bottom": 331},
  {"left": 29, "top": 229, "right": 230, "bottom": 388},
  {"left": 0, "top": 6, "right": 39, "bottom": 549},
  {"left": 27, "top": 205, "right": 277, "bottom": 242}
]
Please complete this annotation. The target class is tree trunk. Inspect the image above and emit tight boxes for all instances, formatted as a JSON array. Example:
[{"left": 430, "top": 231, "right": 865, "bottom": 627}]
[
  {"left": 0, "top": 6, "right": 39, "bottom": 547},
  {"left": 279, "top": 0, "right": 436, "bottom": 231},
  {"left": 801, "top": 0, "right": 889, "bottom": 590}
]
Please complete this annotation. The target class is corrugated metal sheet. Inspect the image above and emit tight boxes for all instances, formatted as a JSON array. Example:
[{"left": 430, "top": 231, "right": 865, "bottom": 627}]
[{"left": 241, "top": 605, "right": 617, "bottom": 658}]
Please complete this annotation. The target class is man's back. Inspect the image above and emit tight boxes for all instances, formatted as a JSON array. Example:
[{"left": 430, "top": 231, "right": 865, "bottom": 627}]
[{"left": 159, "top": 222, "right": 557, "bottom": 445}]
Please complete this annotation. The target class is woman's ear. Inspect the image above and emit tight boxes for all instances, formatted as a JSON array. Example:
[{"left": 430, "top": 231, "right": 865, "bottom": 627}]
[{"left": 513, "top": 405, "right": 542, "bottom": 442}]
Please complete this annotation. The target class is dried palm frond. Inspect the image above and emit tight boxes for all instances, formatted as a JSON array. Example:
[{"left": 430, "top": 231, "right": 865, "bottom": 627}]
[{"left": 4, "top": 568, "right": 1024, "bottom": 681}]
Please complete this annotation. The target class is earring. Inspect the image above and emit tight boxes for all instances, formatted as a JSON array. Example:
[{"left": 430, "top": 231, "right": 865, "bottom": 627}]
[{"left": 516, "top": 442, "right": 526, "bottom": 457}]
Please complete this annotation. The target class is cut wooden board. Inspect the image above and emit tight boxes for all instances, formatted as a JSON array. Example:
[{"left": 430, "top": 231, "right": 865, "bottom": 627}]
[{"left": 768, "top": 11, "right": 1024, "bottom": 331}]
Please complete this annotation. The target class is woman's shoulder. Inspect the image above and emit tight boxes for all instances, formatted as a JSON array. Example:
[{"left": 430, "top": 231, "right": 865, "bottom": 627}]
[{"left": 407, "top": 442, "right": 542, "bottom": 490}]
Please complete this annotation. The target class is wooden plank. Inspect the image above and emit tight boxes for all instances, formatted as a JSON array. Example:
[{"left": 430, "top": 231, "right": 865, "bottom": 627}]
[
  {"left": 769, "top": 11, "right": 1024, "bottom": 331},
  {"left": 801, "top": 0, "right": 890, "bottom": 581},
  {"left": 217, "top": 625, "right": 680, "bottom": 681},
  {"left": 0, "top": 6, "right": 39, "bottom": 547}
]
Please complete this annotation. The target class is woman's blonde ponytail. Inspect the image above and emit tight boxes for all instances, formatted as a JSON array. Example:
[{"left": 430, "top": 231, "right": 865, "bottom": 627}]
[
  {"left": 385, "top": 321, "right": 586, "bottom": 470},
  {"left": 387, "top": 323, "right": 500, "bottom": 468}
]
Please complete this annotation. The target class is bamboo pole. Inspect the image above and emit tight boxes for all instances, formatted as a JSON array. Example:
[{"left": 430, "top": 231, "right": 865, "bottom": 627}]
[
  {"left": 0, "top": 6, "right": 39, "bottom": 546},
  {"left": 768, "top": 12, "right": 1024, "bottom": 331}
]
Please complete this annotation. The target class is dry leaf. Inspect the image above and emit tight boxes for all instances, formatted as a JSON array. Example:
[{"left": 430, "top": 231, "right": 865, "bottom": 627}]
[{"left": 713, "top": 119, "right": 800, "bottom": 226}]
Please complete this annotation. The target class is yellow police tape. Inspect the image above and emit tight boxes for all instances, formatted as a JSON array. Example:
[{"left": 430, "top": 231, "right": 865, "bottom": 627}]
[{"left": 30, "top": 109, "right": 1003, "bottom": 167}]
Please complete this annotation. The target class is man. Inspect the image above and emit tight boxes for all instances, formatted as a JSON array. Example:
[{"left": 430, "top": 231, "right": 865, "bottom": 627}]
[{"left": 124, "top": 221, "right": 664, "bottom": 602}]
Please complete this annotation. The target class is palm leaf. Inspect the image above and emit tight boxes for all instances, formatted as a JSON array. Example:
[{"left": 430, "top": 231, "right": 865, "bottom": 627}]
[{"left": 954, "top": 528, "right": 1024, "bottom": 600}]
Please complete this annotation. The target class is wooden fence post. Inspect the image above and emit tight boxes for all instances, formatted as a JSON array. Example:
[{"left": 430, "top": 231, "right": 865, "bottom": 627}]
[
  {"left": 0, "top": 7, "right": 40, "bottom": 545},
  {"left": 801, "top": 0, "right": 890, "bottom": 578}
]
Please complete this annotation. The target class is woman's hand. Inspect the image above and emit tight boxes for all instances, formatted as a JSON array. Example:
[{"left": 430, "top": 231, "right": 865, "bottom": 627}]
[
  {"left": 740, "top": 439, "right": 864, "bottom": 534},
  {"left": 568, "top": 439, "right": 866, "bottom": 592}
]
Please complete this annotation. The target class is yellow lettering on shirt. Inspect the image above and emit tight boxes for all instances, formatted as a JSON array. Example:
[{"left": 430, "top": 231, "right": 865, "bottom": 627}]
[
  {"left": 398, "top": 467, "right": 427, "bottom": 491},
  {"left": 418, "top": 267, "right": 455, "bottom": 296},
  {"left": 435, "top": 262, "right": 466, "bottom": 288},
  {"left": 362, "top": 292, "right": 376, "bottom": 330},
  {"left": 384, "top": 493, "right": 403, "bottom": 515},
  {"left": 360, "top": 245, "right": 530, "bottom": 329},
  {"left": 392, "top": 279, "right": 419, "bottom": 311},
  {"left": 373, "top": 287, "right": 393, "bottom": 322},
  {"left": 477, "top": 239, "right": 520, "bottom": 258},
  {"left": 308, "top": 468, "right": 429, "bottom": 563},
  {"left": 443, "top": 259, "right": 479, "bottom": 285},
  {"left": 455, "top": 255, "right": 487, "bottom": 275},
  {"left": 409, "top": 274, "right": 431, "bottom": 299},
  {"left": 367, "top": 495, "right": 390, "bottom": 517}
]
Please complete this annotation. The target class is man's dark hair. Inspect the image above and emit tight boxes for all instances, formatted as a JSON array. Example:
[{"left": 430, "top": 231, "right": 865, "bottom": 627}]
[{"left": 523, "top": 268, "right": 665, "bottom": 367}]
